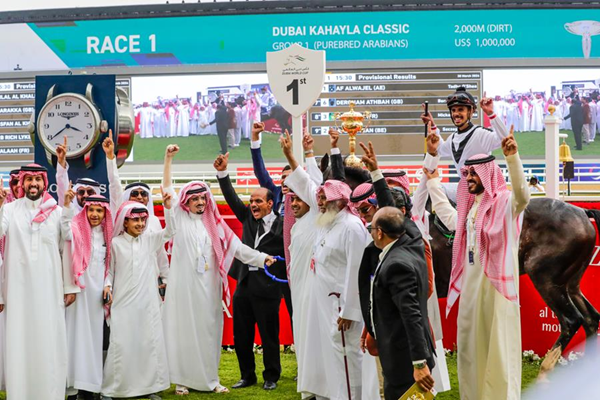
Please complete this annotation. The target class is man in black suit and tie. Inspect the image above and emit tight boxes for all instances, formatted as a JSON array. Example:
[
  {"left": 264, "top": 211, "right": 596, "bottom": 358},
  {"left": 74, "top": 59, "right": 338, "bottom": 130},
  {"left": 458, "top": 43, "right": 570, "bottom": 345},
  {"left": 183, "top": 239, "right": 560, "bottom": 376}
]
[
  {"left": 362, "top": 206, "right": 436, "bottom": 399},
  {"left": 214, "top": 152, "right": 285, "bottom": 391}
]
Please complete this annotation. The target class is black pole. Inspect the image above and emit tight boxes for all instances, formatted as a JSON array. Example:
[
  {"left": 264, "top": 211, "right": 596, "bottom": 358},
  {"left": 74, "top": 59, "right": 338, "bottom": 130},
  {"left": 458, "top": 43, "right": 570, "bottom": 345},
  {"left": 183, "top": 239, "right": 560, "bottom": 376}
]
[{"left": 423, "top": 101, "right": 429, "bottom": 157}]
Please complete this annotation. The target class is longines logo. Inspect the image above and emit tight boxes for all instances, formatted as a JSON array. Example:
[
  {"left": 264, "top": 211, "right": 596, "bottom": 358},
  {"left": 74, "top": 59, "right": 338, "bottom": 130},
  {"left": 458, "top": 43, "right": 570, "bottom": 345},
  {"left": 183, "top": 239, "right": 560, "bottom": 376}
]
[{"left": 59, "top": 112, "right": 79, "bottom": 119}]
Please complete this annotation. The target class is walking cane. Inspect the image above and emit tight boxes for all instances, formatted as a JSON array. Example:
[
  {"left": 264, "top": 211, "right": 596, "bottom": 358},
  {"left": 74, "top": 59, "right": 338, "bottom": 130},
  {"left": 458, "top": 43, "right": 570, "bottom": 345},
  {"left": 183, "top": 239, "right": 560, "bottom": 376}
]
[{"left": 329, "top": 292, "right": 352, "bottom": 400}]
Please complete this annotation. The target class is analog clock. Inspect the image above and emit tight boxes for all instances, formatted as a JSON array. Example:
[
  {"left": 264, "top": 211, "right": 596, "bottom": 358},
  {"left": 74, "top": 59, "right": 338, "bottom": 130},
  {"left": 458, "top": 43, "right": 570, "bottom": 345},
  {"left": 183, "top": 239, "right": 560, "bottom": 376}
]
[{"left": 37, "top": 92, "right": 101, "bottom": 158}]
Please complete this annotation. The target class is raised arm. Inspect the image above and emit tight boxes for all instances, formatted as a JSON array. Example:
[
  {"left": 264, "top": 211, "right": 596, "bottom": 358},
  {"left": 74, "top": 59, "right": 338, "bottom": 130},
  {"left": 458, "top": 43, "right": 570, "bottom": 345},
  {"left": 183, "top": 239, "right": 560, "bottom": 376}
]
[
  {"left": 480, "top": 97, "right": 510, "bottom": 152},
  {"left": 56, "top": 136, "right": 69, "bottom": 207},
  {"left": 303, "top": 131, "right": 324, "bottom": 185},
  {"left": 250, "top": 122, "right": 278, "bottom": 193},
  {"left": 103, "top": 130, "right": 123, "bottom": 216},
  {"left": 214, "top": 152, "right": 249, "bottom": 222},
  {"left": 424, "top": 168, "right": 457, "bottom": 231},
  {"left": 60, "top": 182, "right": 75, "bottom": 241},
  {"left": 162, "top": 144, "right": 179, "bottom": 191},
  {"left": 328, "top": 128, "right": 346, "bottom": 181},
  {"left": 501, "top": 131, "right": 530, "bottom": 216},
  {"left": 149, "top": 189, "right": 176, "bottom": 252},
  {"left": 280, "top": 130, "right": 319, "bottom": 210},
  {"left": 359, "top": 141, "right": 394, "bottom": 208}
]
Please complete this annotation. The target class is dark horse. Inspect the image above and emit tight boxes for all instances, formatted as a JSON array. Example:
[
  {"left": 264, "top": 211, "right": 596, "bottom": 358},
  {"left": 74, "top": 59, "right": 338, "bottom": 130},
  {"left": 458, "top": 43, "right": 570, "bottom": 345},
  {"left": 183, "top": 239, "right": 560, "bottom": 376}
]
[
  {"left": 430, "top": 198, "right": 599, "bottom": 352},
  {"left": 320, "top": 159, "right": 600, "bottom": 353}
]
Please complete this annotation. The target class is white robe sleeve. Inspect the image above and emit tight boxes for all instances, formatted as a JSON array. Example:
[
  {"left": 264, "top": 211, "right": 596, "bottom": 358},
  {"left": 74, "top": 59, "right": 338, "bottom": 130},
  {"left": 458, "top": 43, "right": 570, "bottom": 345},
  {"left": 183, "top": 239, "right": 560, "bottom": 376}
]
[
  {"left": 60, "top": 205, "right": 75, "bottom": 241},
  {"left": 0, "top": 204, "right": 8, "bottom": 237},
  {"left": 305, "top": 156, "right": 323, "bottom": 186},
  {"left": 106, "top": 157, "right": 124, "bottom": 216},
  {"left": 411, "top": 174, "right": 429, "bottom": 223},
  {"left": 340, "top": 222, "right": 367, "bottom": 322},
  {"left": 148, "top": 208, "right": 176, "bottom": 253},
  {"left": 105, "top": 243, "right": 115, "bottom": 288},
  {"left": 284, "top": 165, "right": 319, "bottom": 210},
  {"left": 505, "top": 153, "right": 530, "bottom": 216},
  {"left": 426, "top": 177, "right": 457, "bottom": 231},
  {"left": 56, "top": 162, "right": 70, "bottom": 208},
  {"left": 480, "top": 115, "right": 510, "bottom": 153},
  {"left": 233, "top": 237, "right": 268, "bottom": 268}
]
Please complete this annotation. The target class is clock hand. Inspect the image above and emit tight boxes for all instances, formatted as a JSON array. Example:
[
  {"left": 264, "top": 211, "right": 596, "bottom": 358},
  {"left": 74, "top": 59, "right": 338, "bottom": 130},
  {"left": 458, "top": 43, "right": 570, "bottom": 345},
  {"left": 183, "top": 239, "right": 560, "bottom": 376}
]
[
  {"left": 69, "top": 125, "right": 82, "bottom": 133},
  {"left": 51, "top": 126, "right": 68, "bottom": 140}
]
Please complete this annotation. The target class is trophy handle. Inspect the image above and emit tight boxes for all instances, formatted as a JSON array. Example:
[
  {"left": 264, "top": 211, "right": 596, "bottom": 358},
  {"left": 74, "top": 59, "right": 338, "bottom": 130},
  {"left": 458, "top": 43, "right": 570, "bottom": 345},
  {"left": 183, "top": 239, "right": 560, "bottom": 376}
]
[{"left": 334, "top": 112, "right": 341, "bottom": 132}]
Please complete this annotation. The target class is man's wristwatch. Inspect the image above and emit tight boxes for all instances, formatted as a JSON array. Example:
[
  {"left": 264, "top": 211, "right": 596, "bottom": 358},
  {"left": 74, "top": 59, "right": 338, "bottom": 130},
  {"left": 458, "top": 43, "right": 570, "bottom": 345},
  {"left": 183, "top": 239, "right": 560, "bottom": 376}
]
[{"left": 413, "top": 361, "right": 427, "bottom": 369}]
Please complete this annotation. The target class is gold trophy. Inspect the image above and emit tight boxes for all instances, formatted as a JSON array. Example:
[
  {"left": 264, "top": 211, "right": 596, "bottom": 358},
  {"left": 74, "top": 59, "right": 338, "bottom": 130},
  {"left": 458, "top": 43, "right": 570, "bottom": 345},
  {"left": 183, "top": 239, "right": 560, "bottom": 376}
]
[{"left": 335, "top": 102, "right": 371, "bottom": 167}]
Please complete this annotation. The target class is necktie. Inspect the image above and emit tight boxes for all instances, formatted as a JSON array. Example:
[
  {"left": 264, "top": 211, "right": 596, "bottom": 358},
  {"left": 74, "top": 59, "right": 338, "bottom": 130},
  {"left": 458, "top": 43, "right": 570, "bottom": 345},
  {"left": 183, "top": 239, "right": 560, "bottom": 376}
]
[{"left": 257, "top": 219, "right": 265, "bottom": 238}]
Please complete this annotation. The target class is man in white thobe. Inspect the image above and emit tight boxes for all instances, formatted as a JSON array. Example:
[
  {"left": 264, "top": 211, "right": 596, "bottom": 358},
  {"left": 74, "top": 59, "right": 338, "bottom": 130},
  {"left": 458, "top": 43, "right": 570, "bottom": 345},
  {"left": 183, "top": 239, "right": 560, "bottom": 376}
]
[
  {"left": 160, "top": 144, "right": 274, "bottom": 395},
  {"left": 0, "top": 164, "right": 79, "bottom": 400},
  {"left": 102, "top": 130, "right": 170, "bottom": 287},
  {"left": 138, "top": 102, "right": 154, "bottom": 139},
  {"left": 424, "top": 131, "right": 529, "bottom": 400},
  {"left": 176, "top": 100, "right": 190, "bottom": 137},
  {"left": 280, "top": 133, "right": 330, "bottom": 399},
  {"left": 62, "top": 193, "right": 113, "bottom": 398},
  {"left": 101, "top": 195, "right": 174, "bottom": 399},
  {"left": 530, "top": 94, "right": 545, "bottom": 131},
  {"left": 284, "top": 172, "right": 379, "bottom": 400}
]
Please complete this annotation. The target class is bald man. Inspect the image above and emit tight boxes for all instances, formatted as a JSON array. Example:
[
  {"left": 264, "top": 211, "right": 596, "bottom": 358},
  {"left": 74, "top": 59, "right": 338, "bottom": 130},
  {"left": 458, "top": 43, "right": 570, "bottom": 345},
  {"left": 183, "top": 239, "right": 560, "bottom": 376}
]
[{"left": 214, "top": 153, "right": 286, "bottom": 391}]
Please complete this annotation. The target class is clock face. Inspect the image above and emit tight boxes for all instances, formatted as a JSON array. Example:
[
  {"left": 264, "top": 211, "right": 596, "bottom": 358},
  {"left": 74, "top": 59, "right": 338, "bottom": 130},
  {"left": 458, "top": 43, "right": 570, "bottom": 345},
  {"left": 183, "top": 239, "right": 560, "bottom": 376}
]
[{"left": 38, "top": 94, "right": 100, "bottom": 158}]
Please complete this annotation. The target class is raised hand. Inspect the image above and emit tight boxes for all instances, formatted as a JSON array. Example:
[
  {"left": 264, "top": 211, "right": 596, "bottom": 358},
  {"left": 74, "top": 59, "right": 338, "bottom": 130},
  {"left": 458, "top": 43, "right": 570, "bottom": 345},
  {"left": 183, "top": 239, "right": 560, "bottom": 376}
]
[
  {"left": 161, "top": 186, "right": 173, "bottom": 209},
  {"left": 328, "top": 128, "right": 339, "bottom": 149},
  {"left": 165, "top": 144, "right": 180, "bottom": 159},
  {"left": 502, "top": 125, "right": 517, "bottom": 157},
  {"left": 64, "top": 180, "right": 75, "bottom": 207},
  {"left": 102, "top": 129, "right": 115, "bottom": 160},
  {"left": 302, "top": 130, "right": 314, "bottom": 153},
  {"left": 0, "top": 178, "right": 7, "bottom": 207},
  {"left": 213, "top": 152, "right": 230, "bottom": 172},
  {"left": 359, "top": 141, "right": 378, "bottom": 172},
  {"left": 422, "top": 167, "right": 440, "bottom": 181},
  {"left": 420, "top": 103, "right": 435, "bottom": 126},
  {"left": 251, "top": 122, "right": 265, "bottom": 142},
  {"left": 480, "top": 95, "right": 494, "bottom": 116},
  {"left": 426, "top": 122, "right": 440, "bottom": 156},
  {"left": 56, "top": 136, "right": 68, "bottom": 168},
  {"left": 280, "top": 130, "right": 293, "bottom": 158}
]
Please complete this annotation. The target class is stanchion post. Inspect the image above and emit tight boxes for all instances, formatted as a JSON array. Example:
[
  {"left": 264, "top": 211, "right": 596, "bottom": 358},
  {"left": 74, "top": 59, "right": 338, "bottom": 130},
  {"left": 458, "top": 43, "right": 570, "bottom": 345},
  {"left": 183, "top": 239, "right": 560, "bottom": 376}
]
[{"left": 544, "top": 111, "right": 561, "bottom": 199}]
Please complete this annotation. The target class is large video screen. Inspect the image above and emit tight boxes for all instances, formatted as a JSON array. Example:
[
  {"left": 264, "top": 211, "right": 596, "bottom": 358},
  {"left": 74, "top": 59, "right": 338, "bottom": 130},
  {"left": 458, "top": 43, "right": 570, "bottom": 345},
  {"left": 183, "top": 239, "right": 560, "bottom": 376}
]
[{"left": 128, "top": 68, "right": 598, "bottom": 163}]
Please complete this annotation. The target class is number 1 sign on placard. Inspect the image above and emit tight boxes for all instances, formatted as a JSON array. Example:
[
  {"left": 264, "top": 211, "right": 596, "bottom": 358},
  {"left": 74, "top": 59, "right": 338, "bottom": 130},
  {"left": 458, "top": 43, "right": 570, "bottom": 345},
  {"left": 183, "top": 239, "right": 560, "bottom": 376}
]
[{"left": 267, "top": 44, "right": 325, "bottom": 163}]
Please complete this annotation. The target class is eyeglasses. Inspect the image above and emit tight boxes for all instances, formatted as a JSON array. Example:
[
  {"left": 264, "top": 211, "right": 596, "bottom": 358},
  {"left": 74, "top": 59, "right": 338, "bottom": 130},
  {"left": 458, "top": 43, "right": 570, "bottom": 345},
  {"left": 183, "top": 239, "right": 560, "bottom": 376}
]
[
  {"left": 367, "top": 225, "right": 378, "bottom": 232},
  {"left": 77, "top": 188, "right": 96, "bottom": 196},
  {"left": 357, "top": 205, "right": 373, "bottom": 215},
  {"left": 461, "top": 168, "right": 478, "bottom": 178},
  {"left": 131, "top": 190, "right": 149, "bottom": 198}
]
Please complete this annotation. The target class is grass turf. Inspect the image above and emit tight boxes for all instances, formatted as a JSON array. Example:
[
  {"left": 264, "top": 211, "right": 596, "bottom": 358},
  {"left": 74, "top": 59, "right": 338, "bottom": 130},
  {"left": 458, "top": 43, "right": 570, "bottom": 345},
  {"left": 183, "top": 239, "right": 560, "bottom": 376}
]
[
  {"left": 0, "top": 351, "right": 543, "bottom": 399},
  {"left": 131, "top": 130, "right": 599, "bottom": 163}
]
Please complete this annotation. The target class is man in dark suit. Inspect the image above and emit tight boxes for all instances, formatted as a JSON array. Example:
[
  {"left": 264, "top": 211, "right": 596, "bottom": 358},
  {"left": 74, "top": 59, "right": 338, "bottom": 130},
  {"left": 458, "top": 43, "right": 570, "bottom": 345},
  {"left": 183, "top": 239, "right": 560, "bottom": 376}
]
[
  {"left": 209, "top": 103, "right": 230, "bottom": 155},
  {"left": 214, "top": 152, "right": 285, "bottom": 391},
  {"left": 362, "top": 206, "right": 436, "bottom": 399}
]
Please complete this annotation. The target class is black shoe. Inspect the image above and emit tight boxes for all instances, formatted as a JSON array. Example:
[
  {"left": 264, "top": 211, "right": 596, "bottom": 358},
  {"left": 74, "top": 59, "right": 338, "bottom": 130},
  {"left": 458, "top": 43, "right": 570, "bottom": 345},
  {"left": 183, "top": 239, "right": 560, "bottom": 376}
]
[
  {"left": 263, "top": 381, "right": 277, "bottom": 390},
  {"left": 232, "top": 379, "right": 256, "bottom": 389}
]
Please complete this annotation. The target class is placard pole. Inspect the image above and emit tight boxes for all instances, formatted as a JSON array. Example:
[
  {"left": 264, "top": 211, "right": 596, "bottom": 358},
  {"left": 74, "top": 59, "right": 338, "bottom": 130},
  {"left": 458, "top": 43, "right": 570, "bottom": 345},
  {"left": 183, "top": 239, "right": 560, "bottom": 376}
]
[{"left": 293, "top": 115, "right": 303, "bottom": 164}]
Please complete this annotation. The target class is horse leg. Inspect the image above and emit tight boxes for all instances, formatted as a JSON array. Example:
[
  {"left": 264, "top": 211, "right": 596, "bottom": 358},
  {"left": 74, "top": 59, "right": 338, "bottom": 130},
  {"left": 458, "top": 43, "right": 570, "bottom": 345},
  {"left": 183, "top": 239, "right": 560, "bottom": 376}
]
[
  {"left": 567, "top": 266, "right": 600, "bottom": 339},
  {"left": 529, "top": 273, "right": 584, "bottom": 351}
]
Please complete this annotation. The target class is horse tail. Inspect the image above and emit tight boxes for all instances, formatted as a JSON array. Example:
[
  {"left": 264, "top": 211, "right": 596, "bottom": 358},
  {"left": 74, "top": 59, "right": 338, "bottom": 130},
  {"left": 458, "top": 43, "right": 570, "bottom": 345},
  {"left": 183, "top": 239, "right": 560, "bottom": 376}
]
[{"left": 584, "top": 208, "right": 600, "bottom": 232}]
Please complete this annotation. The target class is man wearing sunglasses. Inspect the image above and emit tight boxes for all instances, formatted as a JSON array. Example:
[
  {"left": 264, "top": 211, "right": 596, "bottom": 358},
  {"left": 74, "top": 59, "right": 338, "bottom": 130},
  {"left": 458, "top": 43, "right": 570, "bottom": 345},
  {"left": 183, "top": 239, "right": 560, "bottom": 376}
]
[
  {"left": 102, "top": 130, "right": 170, "bottom": 297},
  {"left": 55, "top": 136, "right": 102, "bottom": 212},
  {"left": 424, "top": 131, "right": 529, "bottom": 400}
]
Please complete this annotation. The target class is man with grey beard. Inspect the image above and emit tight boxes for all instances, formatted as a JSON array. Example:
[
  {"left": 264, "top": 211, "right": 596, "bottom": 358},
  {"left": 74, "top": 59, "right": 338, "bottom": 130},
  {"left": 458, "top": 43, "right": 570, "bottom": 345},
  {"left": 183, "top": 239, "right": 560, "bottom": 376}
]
[{"left": 284, "top": 171, "right": 379, "bottom": 400}]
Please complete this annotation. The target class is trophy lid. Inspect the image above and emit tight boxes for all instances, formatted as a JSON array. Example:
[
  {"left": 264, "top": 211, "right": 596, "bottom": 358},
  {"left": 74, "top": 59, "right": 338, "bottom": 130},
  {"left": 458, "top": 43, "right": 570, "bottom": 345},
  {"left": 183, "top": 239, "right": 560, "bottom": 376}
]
[{"left": 340, "top": 102, "right": 365, "bottom": 120}]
